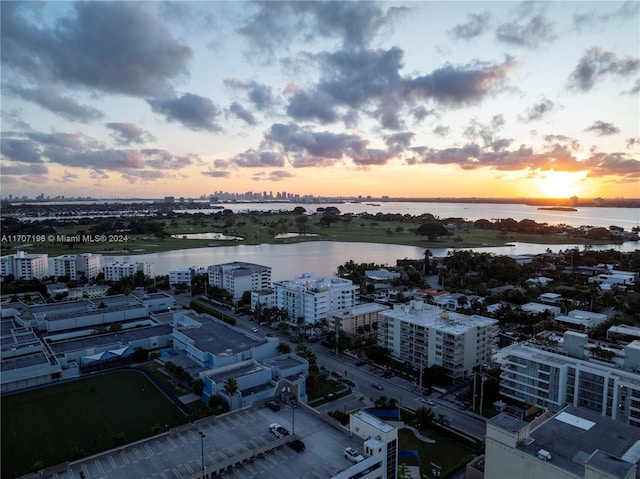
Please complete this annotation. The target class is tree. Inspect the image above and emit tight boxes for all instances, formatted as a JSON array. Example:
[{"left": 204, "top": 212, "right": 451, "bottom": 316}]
[
  {"left": 423, "top": 249, "right": 432, "bottom": 275},
  {"left": 224, "top": 378, "right": 239, "bottom": 396},
  {"left": 413, "top": 406, "right": 435, "bottom": 429},
  {"left": 292, "top": 206, "right": 307, "bottom": 215},
  {"left": 193, "top": 378, "right": 205, "bottom": 396},
  {"left": 277, "top": 343, "right": 292, "bottom": 354},
  {"left": 415, "top": 222, "right": 449, "bottom": 242}
]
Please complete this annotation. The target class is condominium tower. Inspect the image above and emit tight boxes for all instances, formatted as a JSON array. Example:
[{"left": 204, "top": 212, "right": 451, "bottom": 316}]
[{"left": 377, "top": 300, "right": 498, "bottom": 379}]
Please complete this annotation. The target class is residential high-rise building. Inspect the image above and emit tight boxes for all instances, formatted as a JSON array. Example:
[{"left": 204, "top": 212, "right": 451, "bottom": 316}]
[
  {"left": 377, "top": 300, "right": 498, "bottom": 379},
  {"left": 496, "top": 332, "right": 640, "bottom": 427},
  {"left": 1, "top": 251, "right": 49, "bottom": 280},
  {"left": 53, "top": 253, "right": 101, "bottom": 280},
  {"left": 207, "top": 262, "right": 271, "bottom": 300},
  {"left": 103, "top": 261, "right": 154, "bottom": 281},
  {"left": 273, "top": 273, "right": 358, "bottom": 325}
]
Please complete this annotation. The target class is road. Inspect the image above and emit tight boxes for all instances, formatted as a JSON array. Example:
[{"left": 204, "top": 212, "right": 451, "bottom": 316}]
[{"left": 184, "top": 297, "right": 487, "bottom": 441}]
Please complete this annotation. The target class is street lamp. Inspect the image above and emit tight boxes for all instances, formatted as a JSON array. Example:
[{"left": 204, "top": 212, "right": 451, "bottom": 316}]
[
  {"left": 291, "top": 403, "right": 296, "bottom": 435},
  {"left": 199, "top": 431, "right": 206, "bottom": 477}
]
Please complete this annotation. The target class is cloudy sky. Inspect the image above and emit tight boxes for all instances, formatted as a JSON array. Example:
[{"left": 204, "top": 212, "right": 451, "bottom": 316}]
[{"left": 1, "top": 1, "right": 638, "bottom": 200}]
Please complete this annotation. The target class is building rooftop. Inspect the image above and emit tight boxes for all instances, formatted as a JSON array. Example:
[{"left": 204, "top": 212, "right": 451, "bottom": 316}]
[
  {"left": 381, "top": 301, "right": 497, "bottom": 334},
  {"left": 180, "top": 314, "right": 266, "bottom": 356},
  {"left": 333, "top": 302, "right": 389, "bottom": 317},
  {"left": 64, "top": 403, "right": 366, "bottom": 479},
  {"left": 517, "top": 406, "right": 640, "bottom": 478},
  {"left": 351, "top": 410, "right": 395, "bottom": 433},
  {"left": 47, "top": 324, "right": 172, "bottom": 354},
  {"left": 488, "top": 413, "right": 529, "bottom": 433}
]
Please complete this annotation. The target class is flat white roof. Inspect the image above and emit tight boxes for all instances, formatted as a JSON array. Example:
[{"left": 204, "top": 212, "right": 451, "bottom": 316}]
[
  {"left": 381, "top": 302, "right": 497, "bottom": 334},
  {"left": 554, "top": 412, "right": 595, "bottom": 431}
]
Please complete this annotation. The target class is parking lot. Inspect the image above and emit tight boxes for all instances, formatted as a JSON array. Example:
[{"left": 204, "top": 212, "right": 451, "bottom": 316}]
[{"left": 57, "top": 403, "right": 363, "bottom": 479}]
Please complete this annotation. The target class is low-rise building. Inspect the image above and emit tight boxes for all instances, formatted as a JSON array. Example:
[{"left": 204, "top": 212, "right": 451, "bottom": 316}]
[
  {"left": 171, "top": 310, "right": 308, "bottom": 409},
  {"left": 521, "top": 302, "right": 561, "bottom": 316},
  {"left": 329, "top": 303, "right": 389, "bottom": 338},
  {"left": 484, "top": 405, "right": 640, "bottom": 479}
]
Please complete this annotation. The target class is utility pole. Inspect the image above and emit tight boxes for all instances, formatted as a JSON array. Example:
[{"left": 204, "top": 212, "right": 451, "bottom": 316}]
[
  {"left": 479, "top": 375, "right": 488, "bottom": 416},
  {"left": 472, "top": 373, "right": 477, "bottom": 412},
  {"left": 199, "top": 431, "right": 206, "bottom": 477}
]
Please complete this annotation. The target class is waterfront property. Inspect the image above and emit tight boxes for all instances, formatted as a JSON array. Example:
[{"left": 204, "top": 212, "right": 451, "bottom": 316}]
[
  {"left": 0, "top": 250, "right": 48, "bottom": 281},
  {"left": 377, "top": 300, "right": 498, "bottom": 379},
  {"left": 274, "top": 273, "right": 358, "bottom": 326},
  {"left": 53, "top": 253, "right": 102, "bottom": 280},
  {"left": 207, "top": 261, "right": 272, "bottom": 300},
  {"left": 103, "top": 261, "right": 155, "bottom": 281}
]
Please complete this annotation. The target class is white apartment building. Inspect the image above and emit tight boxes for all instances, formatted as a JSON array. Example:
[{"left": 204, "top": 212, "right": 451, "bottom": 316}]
[
  {"left": 76, "top": 253, "right": 102, "bottom": 280},
  {"left": 377, "top": 301, "right": 498, "bottom": 379},
  {"left": 168, "top": 266, "right": 206, "bottom": 286},
  {"left": 103, "top": 261, "right": 154, "bottom": 281},
  {"left": 1, "top": 251, "right": 49, "bottom": 280},
  {"left": 53, "top": 253, "right": 101, "bottom": 280},
  {"left": 496, "top": 333, "right": 640, "bottom": 427},
  {"left": 250, "top": 289, "right": 276, "bottom": 312},
  {"left": 273, "top": 273, "right": 358, "bottom": 325},
  {"left": 207, "top": 262, "right": 272, "bottom": 300},
  {"left": 329, "top": 303, "right": 390, "bottom": 338}
]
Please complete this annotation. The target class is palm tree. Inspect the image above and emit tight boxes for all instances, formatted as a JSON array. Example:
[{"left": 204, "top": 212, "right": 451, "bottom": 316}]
[
  {"left": 423, "top": 249, "right": 432, "bottom": 275},
  {"left": 223, "top": 378, "right": 238, "bottom": 397}
]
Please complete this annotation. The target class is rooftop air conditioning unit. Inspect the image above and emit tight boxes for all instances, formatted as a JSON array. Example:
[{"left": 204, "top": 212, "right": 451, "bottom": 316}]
[{"left": 537, "top": 449, "right": 552, "bottom": 461}]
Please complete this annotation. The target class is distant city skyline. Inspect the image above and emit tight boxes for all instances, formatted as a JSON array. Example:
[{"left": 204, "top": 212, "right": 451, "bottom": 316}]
[{"left": 1, "top": 1, "right": 638, "bottom": 199}]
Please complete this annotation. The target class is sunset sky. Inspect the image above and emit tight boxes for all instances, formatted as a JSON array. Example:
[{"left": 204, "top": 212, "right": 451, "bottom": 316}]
[{"left": 1, "top": 1, "right": 638, "bottom": 200}]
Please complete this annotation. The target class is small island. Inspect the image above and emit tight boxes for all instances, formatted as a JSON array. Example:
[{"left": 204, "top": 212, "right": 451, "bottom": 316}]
[{"left": 537, "top": 206, "right": 578, "bottom": 211}]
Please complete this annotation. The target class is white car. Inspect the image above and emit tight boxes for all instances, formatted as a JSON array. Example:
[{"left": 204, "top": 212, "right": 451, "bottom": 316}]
[
  {"left": 269, "top": 423, "right": 289, "bottom": 438},
  {"left": 251, "top": 327, "right": 259, "bottom": 333},
  {"left": 344, "top": 447, "right": 364, "bottom": 463}
]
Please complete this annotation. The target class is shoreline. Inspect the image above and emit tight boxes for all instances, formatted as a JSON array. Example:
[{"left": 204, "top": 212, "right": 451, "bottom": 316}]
[{"left": 1, "top": 232, "right": 632, "bottom": 258}]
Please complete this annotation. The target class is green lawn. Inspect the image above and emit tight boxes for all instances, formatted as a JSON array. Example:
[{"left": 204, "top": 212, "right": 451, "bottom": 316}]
[
  {"left": 1, "top": 370, "right": 186, "bottom": 478},
  {"left": 398, "top": 427, "right": 475, "bottom": 478},
  {"left": 2, "top": 212, "right": 606, "bottom": 258}
]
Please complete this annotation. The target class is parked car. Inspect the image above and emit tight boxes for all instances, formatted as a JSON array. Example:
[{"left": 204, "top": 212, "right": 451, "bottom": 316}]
[
  {"left": 269, "top": 423, "right": 290, "bottom": 438},
  {"left": 331, "top": 371, "right": 343, "bottom": 379},
  {"left": 266, "top": 400, "right": 280, "bottom": 411},
  {"left": 288, "top": 439, "right": 305, "bottom": 452},
  {"left": 371, "top": 382, "right": 384, "bottom": 390},
  {"left": 344, "top": 447, "right": 364, "bottom": 463}
]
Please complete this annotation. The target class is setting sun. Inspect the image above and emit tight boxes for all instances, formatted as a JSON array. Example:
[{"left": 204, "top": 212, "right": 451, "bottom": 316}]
[{"left": 534, "top": 171, "right": 588, "bottom": 198}]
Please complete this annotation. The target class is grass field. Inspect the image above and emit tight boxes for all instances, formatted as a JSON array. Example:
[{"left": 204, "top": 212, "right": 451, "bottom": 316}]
[
  {"left": 1, "top": 370, "right": 186, "bottom": 478},
  {"left": 398, "top": 427, "right": 475, "bottom": 478},
  {"left": 2, "top": 212, "right": 605, "bottom": 258}
]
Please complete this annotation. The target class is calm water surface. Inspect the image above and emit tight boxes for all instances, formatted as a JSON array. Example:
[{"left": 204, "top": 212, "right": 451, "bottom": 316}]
[{"left": 101, "top": 240, "right": 638, "bottom": 281}]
